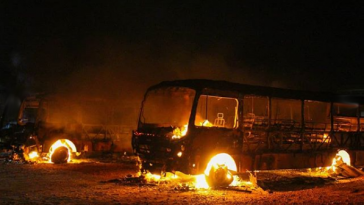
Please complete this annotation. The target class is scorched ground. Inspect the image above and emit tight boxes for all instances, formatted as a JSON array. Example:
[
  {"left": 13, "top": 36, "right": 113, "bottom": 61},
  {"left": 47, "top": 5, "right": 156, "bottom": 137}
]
[{"left": 1, "top": 160, "right": 364, "bottom": 204}]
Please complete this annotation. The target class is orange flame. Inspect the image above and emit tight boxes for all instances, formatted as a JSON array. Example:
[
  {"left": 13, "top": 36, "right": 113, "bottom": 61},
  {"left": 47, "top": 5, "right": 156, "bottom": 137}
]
[
  {"left": 200, "top": 120, "right": 213, "bottom": 127},
  {"left": 194, "top": 174, "right": 209, "bottom": 189},
  {"left": 49, "top": 139, "right": 77, "bottom": 163},
  {"left": 172, "top": 120, "right": 214, "bottom": 139},
  {"left": 172, "top": 124, "right": 188, "bottom": 139},
  {"left": 204, "top": 153, "right": 237, "bottom": 176},
  {"left": 332, "top": 150, "right": 351, "bottom": 172},
  {"left": 321, "top": 133, "right": 331, "bottom": 143},
  {"left": 144, "top": 173, "right": 161, "bottom": 182},
  {"left": 194, "top": 153, "right": 237, "bottom": 188},
  {"left": 142, "top": 153, "right": 240, "bottom": 189},
  {"left": 28, "top": 151, "right": 39, "bottom": 160}
]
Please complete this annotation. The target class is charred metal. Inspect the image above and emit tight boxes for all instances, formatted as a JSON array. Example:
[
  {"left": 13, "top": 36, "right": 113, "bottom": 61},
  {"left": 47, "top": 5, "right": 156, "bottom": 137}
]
[
  {"left": 132, "top": 79, "right": 364, "bottom": 175},
  {"left": 1, "top": 94, "right": 135, "bottom": 163}
]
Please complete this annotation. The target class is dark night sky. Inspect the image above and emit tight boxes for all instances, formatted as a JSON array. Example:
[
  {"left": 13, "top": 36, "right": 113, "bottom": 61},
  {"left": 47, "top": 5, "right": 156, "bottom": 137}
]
[{"left": 1, "top": 1, "right": 364, "bottom": 99}]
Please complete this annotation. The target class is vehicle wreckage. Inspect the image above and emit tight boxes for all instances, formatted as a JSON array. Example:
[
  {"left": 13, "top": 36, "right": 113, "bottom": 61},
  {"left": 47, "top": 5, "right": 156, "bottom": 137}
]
[
  {"left": 0, "top": 94, "right": 135, "bottom": 164},
  {"left": 132, "top": 79, "right": 364, "bottom": 187}
]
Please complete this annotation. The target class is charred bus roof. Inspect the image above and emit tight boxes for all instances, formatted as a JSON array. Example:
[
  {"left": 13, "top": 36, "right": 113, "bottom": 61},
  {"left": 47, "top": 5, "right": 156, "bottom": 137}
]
[{"left": 147, "top": 79, "right": 364, "bottom": 104}]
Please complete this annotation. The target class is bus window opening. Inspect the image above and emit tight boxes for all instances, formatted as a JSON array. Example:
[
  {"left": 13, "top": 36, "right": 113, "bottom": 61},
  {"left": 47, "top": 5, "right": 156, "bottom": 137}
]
[{"left": 195, "top": 95, "right": 238, "bottom": 129}]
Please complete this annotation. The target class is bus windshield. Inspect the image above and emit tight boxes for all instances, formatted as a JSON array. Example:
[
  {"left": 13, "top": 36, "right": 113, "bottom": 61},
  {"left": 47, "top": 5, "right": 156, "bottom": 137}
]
[{"left": 140, "top": 87, "right": 195, "bottom": 127}]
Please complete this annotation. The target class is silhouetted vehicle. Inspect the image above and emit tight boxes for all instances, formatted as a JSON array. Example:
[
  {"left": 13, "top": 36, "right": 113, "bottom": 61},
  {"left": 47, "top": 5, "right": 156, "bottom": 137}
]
[
  {"left": 132, "top": 79, "right": 364, "bottom": 174},
  {"left": 1, "top": 94, "right": 135, "bottom": 163},
  {"left": 0, "top": 96, "right": 39, "bottom": 150}
]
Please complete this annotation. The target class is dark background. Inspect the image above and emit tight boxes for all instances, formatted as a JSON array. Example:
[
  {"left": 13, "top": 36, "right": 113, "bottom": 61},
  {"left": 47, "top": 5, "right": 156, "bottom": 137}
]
[{"left": 1, "top": 1, "right": 364, "bottom": 106}]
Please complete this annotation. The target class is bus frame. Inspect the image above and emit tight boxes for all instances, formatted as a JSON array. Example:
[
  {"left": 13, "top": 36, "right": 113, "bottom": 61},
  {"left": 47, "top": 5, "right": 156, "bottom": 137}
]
[{"left": 132, "top": 79, "right": 364, "bottom": 174}]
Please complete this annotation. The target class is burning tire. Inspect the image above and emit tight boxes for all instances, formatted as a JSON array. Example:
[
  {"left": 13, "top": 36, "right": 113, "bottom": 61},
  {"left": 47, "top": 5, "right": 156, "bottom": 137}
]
[
  {"left": 51, "top": 146, "right": 69, "bottom": 164},
  {"left": 48, "top": 139, "right": 77, "bottom": 163},
  {"left": 204, "top": 153, "right": 237, "bottom": 188},
  {"left": 205, "top": 163, "right": 234, "bottom": 187}
]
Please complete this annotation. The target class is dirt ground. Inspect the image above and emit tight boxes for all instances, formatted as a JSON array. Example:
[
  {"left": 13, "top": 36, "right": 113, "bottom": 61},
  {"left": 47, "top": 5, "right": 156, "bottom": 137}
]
[{"left": 1, "top": 159, "right": 364, "bottom": 205}]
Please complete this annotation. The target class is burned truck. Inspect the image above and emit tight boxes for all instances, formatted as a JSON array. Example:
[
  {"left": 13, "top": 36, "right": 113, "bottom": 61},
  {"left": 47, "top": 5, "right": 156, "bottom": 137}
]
[
  {"left": 132, "top": 79, "right": 364, "bottom": 174},
  {"left": 0, "top": 95, "right": 40, "bottom": 160},
  {"left": 1, "top": 94, "right": 135, "bottom": 163}
]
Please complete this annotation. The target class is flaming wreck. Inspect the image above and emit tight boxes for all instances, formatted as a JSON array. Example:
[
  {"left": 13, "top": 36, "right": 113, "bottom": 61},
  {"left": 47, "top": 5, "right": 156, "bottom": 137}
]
[
  {"left": 0, "top": 94, "right": 135, "bottom": 164},
  {"left": 132, "top": 79, "right": 364, "bottom": 186}
]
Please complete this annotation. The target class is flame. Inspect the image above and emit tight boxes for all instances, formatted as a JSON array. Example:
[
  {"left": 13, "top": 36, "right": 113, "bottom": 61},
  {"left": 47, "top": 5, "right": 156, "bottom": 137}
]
[
  {"left": 28, "top": 151, "right": 39, "bottom": 160},
  {"left": 177, "top": 151, "right": 183, "bottom": 157},
  {"left": 49, "top": 139, "right": 77, "bottom": 163},
  {"left": 172, "top": 124, "right": 188, "bottom": 139},
  {"left": 204, "top": 153, "right": 237, "bottom": 176},
  {"left": 230, "top": 175, "right": 252, "bottom": 186},
  {"left": 332, "top": 150, "right": 351, "bottom": 172},
  {"left": 171, "top": 120, "right": 218, "bottom": 139},
  {"left": 194, "top": 174, "right": 209, "bottom": 189},
  {"left": 144, "top": 173, "right": 161, "bottom": 181},
  {"left": 197, "top": 153, "right": 237, "bottom": 188},
  {"left": 181, "top": 124, "right": 188, "bottom": 136},
  {"left": 323, "top": 133, "right": 329, "bottom": 141},
  {"left": 142, "top": 153, "right": 241, "bottom": 189},
  {"left": 200, "top": 120, "right": 213, "bottom": 127}
]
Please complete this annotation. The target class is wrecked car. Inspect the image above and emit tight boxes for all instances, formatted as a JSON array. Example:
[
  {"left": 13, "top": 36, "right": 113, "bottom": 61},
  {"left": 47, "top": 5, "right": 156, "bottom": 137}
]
[{"left": 1, "top": 94, "right": 135, "bottom": 163}]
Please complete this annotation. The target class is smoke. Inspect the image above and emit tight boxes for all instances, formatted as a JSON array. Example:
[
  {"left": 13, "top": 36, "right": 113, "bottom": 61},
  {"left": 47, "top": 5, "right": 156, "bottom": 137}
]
[
  {"left": 3, "top": 0, "right": 364, "bottom": 99},
  {"left": 2, "top": 1, "right": 363, "bottom": 153},
  {"left": 4, "top": 36, "right": 263, "bottom": 151},
  {"left": 14, "top": 34, "right": 333, "bottom": 123},
  {"left": 12, "top": 35, "right": 334, "bottom": 133},
  {"left": 22, "top": 36, "right": 266, "bottom": 102},
  {"left": 18, "top": 35, "right": 321, "bottom": 128}
]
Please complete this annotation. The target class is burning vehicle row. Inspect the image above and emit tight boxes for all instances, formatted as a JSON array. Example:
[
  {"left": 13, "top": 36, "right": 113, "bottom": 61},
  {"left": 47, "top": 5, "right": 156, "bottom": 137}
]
[{"left": 132, "top": 79, "right": 364, "bottom": 180}]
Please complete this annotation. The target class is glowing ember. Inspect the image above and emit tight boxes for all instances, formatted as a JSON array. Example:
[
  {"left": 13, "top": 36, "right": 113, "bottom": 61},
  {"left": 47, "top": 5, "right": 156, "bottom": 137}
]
[
  {"left": 49, "top": 139, "right": 77, "bottom": 163},
  {"left": 200, "top": 120, "right": 213, "bottom": 127},
  {"left": 177, "top": 151, "right": 183, "bottom": 157},
  {"left": 181, "top": 124, "right": 188, "bottom": 136},
  {"left": 171, "top": 120, "right": 213, "bottom": 139},
  {"left": 28, "top": 151, "right": 39, "bottom": 160},
  {"left": 172, "top": 124, "right": 188, "bottom": 139},
  {"left": 144, "top": 173, "right": 161, "bottom": 182},
  {"left": 322, "top": 133, "right": 331, "bottom": 142}
]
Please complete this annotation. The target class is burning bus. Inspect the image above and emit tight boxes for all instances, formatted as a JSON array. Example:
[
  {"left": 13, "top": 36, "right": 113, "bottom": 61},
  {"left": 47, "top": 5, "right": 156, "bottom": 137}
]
[{"left": 132, "top": 79, "right": 364, "bottom": 176}]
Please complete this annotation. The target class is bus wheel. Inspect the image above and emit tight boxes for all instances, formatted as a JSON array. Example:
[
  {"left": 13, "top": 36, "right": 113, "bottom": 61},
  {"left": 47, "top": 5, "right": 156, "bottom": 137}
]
[{"left": 51, "top": 147, "right": 69, "bottom": 164}]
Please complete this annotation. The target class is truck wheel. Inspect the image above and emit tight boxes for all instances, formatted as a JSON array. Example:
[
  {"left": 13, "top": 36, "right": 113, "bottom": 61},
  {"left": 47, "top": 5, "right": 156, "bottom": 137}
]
[{"left": 51, "top": 147, "right": 69, "bottom": 164}]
